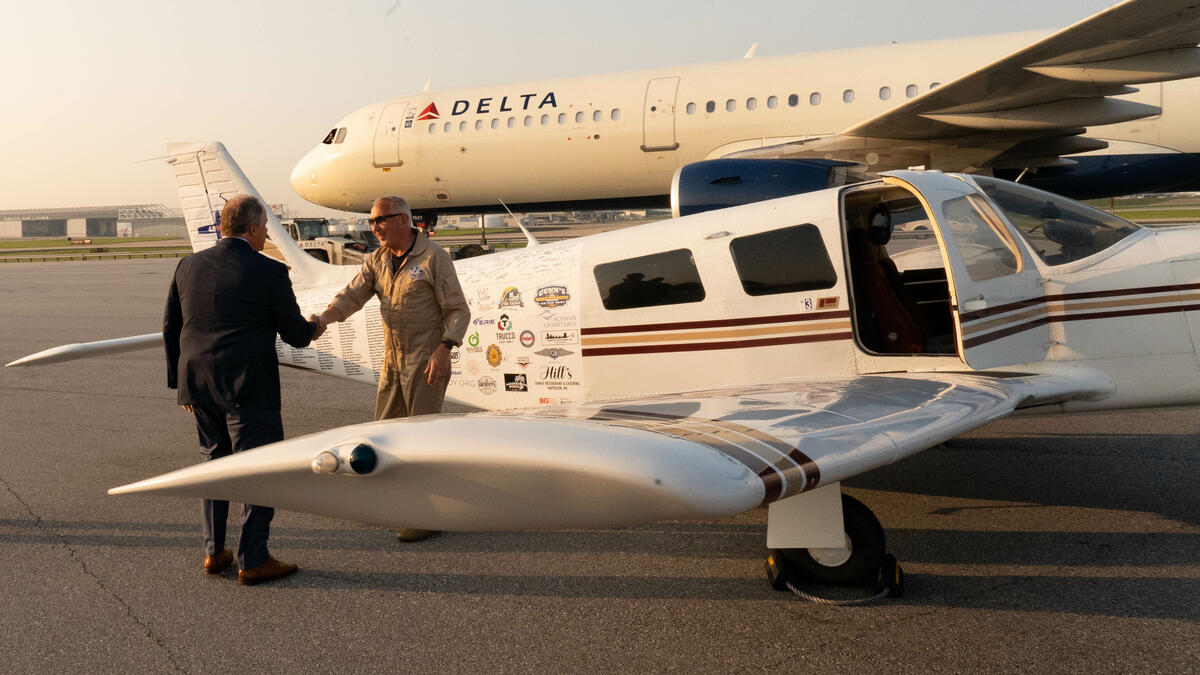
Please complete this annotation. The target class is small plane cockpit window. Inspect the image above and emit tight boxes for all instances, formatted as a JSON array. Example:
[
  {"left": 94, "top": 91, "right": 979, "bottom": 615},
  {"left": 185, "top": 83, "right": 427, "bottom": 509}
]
[
  {"left": 729, "top": 224, "right": 837, "bottom": 296},
  {"left": 334, "top": 127, "right": 347, "bottom": 144},
  {"left": 971, "top": 176, "right": 1140, "bottom": 266},
  {"left": 594, "top": 249, "right": 706, "bottom": 311},
  {"left": 322, "top": 128, "right": 337, "bottom": 144},
  {"left": 938, "top": 193, "right": 1020, "bottom": 281}
]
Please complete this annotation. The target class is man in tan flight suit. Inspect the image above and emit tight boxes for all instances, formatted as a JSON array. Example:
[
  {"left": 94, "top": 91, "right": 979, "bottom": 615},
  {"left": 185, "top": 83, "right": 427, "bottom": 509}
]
[{"left": 317, "top": 196, "right": 469, "bottom": 541}]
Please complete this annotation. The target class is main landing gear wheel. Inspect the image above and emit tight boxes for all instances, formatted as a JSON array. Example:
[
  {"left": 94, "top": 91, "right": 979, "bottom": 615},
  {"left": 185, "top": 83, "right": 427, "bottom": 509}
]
[{"left": 766, "top": 494, "right": 904, "bottom": 601}]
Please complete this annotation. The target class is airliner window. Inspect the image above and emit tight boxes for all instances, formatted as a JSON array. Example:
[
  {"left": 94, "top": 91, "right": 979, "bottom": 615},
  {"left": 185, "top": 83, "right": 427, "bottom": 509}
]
[
  {"left": 972, "top": 176, "right": 1139, "bottom": 265},
  {"left": 575, "top": 111, "right": 584, "bottom": 123},
  {"left": 558, "top": 112, "right": 567, "bottom": 124},
  {"left": 322, "top": 128, "right": 337, "bottom": 144},
  {"left": 789, "top": 94, "right": 799, "bottom": 106},
  {"left": 334, "top": 127, "right": 347, "bottom": 144},
  {"left": 906, "top": 84, "right": 918, "bottom": 98},
  {"left": 939, "top": 194, "right": 1019, "bottom": 281},
  {"left": 611, "top": 109, "right": 621, "bottom": 121},
  {"left": 686, "top": 102, "right": 696, "bottom": 115},
  {"left": 706, "top": 101, "right": 716, "bottom": 113},
  {"left": 767, "top": 96, "right": 778, "bottom": 108},
  {"left": 593, "top": 110, "right": 602, "bottom": 122},
  {"left": 594, "top": 249, "right": 705, "bottom": 310},
  {"left": 808, "top": 92, "right": 819, "bottom": 106},
  {"left": 730, "top": 225, "right": 837, "bottom": 296}
]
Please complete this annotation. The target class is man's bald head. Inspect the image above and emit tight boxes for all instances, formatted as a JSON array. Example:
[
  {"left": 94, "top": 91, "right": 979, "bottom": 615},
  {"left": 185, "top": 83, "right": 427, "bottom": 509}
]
[
  {"left": 371, "top": 196, "right": 412, "bottom": 220},
  {"left": 220, "top": 195, "right": 266, "bottom": 237}
]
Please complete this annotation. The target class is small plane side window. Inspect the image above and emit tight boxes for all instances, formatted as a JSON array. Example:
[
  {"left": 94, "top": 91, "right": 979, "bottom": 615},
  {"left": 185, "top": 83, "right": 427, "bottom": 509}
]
[
  {"left": 594, "top": 249, "right": 706, "bottom": 311},
  {"left": 730, "top": 224, "right": 837, "bottom": 296},
  {"left": 333, "top": 127, "right": 347, "bottom": 144},
  {"left": 808, "top": 92, "right": 820, "bottom": 106},
  {"left": 322, "top": 128, "right": 337, "bottom": 144},
  {"left": 843, "top": 89, "right": 855, "bottom": 103},
  {"left": 576, "top": 111, "right": 585, "bottom": 123},
  {"left": 939, "top": 194, "right": 1020, "bottom": 281},
  {"left": 686, "top": 102, "right": 696, "bottom": 115},
  {"left": 906, "top": 84, "right": 918, "bottom": 98},
  {"left": 767, "top": 95, "right": 778, "bottom": 108},
  {"left": 706, "top": 100, "right": 716, "bottom": 113},
  {"left": 879, "top": 86, "right": 891, "bottom": 101}
]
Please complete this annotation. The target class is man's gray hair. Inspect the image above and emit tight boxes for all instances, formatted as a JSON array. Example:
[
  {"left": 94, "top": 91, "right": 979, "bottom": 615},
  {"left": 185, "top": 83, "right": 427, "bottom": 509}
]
[
  {"left": 220, "top": 195, "right": 265, "bottom": 236},
  {"left": 373, "top": 196, "right": 412, "bottom": 221}
]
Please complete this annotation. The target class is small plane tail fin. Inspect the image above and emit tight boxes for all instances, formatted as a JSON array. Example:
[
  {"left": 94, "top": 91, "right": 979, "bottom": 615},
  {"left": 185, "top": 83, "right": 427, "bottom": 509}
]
[{"left": 165, "top": 142, "right": 334, "bottom": 287}]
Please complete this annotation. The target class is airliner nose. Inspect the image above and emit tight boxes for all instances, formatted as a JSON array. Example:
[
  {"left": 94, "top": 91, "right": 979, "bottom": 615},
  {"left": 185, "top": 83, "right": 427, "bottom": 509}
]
[{"left": 290, "top": 150, "right": 318, "bottom": 202}]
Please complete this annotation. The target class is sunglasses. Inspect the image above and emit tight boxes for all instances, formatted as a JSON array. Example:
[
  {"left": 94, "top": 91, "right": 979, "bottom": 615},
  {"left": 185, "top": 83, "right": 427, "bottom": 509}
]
[{"left": 369, "top": 213, "right": 403, "bottom": 227}]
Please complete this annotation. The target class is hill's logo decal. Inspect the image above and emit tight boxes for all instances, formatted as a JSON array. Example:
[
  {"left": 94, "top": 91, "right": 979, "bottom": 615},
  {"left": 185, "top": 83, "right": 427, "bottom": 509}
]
[{"left": 416, "top": 102, "right": 440, "bottom": 120}]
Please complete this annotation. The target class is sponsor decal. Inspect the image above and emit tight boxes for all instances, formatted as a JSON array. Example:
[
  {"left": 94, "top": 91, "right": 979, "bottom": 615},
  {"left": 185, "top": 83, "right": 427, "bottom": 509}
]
[
  {"left": 472, "top": 317, "right": 496, "bottom": 327},
  {"left": 467, "top": 331, "right": 481, "bottom": 348},
  {"left": 486, "top": 344, "right": 503, "bottom": 367},
  {"left": 534, "top": 347, "right": 574, "bottom": 360},
  {"left": 450, "top": 369, "right": 462, "bottom": 377},
  {"left": 540, "top": 312, "right": 577, "bottom": 329},
  {"left": 541, "top": 330, "right": 579, "bottom": 345},
  {"left": 496, "top": 313, "right": 516, "bottom": 342},
  {"left": 497, "top": 314, "right": 512, "bottom": 331},
  {"left": 503, "top": 373, "right": 528, "bottom": 392},
  {"left": 450, "top": 92, "right": 558, "bottom": 116},
  {"left": 467, "top": 360, "right": 480, "bottom": 374},
  {"left": 534, "top": 285, "right": 570, "bottom": 308},
  {"left": 450, "top": 377, "right": 476, "bottom": 388},
  {"left": 516, "top": 356, "right": 531, "bottom": 369},
  {"left": 519, "top": 330, "right": 535, "bottom": 348},
  {"left": 476, "top": 288, "right": 494, "bottom": 308},
  {"left": 497, "top": 287, "right": 524, "bottom": 309},
  {"left": 449, "top": 349, "right": 460, "bottom": 364},
  {"left": 803, "top": 298, "right": 814, "bottom": 311},
  {"left": 534, "top": 364, "right": 580, "bottom": 390},
  {"left": 478, "top": 376, "right": 496, "bottom": 395},
  {"left": 818, "top": 296, "right": 840, "bottom": 309},
  {"left": 416, "top": 102, "right": 440, "bottom": 120}
]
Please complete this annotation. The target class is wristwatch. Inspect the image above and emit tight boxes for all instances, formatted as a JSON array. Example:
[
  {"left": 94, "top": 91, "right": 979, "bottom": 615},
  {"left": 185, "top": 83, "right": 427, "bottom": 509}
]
[{"left": 441, "top": 338, "right": 457, "bottom": 350}]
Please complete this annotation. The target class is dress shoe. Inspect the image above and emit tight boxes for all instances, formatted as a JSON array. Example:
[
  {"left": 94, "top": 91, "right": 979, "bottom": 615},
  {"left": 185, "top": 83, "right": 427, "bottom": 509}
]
[
  {"left": 238, "top": 556, "right": 298, "bottom": 586},
  {"left": 203, "top": 548, "right": 234, "bottom": 574},
  {"left": 395, "top": 528, "right": 440, "bottom": 542}
]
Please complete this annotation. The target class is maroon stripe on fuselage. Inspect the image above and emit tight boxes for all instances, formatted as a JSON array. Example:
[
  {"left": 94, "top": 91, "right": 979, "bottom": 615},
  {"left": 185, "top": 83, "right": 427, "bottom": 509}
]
[
  {"left": 581, "top": 310, "right": 851, "bottom": 336},
  {"left": 959, "top": 283, "right": 1200, "bottom": 322},
  {"left": 963, "top": 302, "right": 1200, "bottom": 348},
  {"left": 582, "top": 332, "right": 853, "bottom": 357}
]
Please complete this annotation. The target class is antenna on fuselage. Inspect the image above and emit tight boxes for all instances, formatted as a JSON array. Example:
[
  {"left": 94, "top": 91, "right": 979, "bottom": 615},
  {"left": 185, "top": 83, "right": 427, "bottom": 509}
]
[
  {"left": 422, "top": 77, "right": 432, "bottom": 92},
  {"left": 497, "top": 198, "right": 539, "bottom": 247}
]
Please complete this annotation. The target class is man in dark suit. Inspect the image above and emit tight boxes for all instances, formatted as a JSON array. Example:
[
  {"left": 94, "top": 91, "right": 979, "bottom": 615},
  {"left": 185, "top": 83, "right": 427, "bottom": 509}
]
[{"left": 163, "top": 194, "right": 319, "bottom": 585}]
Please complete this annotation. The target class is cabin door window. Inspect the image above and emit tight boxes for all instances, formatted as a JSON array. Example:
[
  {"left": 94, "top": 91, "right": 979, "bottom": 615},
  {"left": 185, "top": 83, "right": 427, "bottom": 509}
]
[{"left": 642, "top": 77, "right": 680, "bottom": 152}]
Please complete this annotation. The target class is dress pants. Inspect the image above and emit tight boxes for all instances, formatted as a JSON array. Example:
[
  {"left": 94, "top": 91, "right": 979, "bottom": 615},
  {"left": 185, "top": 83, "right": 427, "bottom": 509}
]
[{"left": 192, "top": 403, "right": 283, "bottom": 571}]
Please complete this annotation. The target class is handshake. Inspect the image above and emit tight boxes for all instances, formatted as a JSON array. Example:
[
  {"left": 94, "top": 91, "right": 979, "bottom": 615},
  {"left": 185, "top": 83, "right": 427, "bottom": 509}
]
[{"left": 309, "top": 313, "right": 329, "bottom": 340}]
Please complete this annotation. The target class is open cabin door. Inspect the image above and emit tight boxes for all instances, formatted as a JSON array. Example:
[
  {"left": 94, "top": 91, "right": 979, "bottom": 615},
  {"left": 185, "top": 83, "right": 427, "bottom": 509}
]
[
  {"left": 373, "top": 102, "right": 409, "bottom": 167},
  {"left": 882, "top": 173, "right": 1049, "bottom": 369}
]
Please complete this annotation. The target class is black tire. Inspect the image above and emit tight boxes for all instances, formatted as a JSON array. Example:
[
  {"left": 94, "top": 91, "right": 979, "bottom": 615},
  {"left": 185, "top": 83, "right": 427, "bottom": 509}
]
[
  {"left": 915, "top": 226, "right": 930, "bottom": 240},
  {"left": 455, "top": 244, "right": 487, "bottom": 259},
  {"left": 780, "top": 493, "right": 885, "bottom": 586}
]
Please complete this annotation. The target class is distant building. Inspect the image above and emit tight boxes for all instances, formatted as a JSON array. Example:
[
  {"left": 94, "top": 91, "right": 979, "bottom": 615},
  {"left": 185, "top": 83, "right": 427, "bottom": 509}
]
[{"left": 0, "top": 204, "right": 186, "bottom": 238}]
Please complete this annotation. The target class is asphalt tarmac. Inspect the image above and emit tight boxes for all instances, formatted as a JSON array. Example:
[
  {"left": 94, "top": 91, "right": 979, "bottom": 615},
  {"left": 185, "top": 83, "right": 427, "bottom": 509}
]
[{"left": 1, "top": 259, "right": 1197, "bottom": 673}]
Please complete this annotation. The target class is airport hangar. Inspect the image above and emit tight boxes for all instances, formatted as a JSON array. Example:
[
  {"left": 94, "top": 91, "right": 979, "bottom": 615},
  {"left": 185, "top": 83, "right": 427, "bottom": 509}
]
[{"left": 0, "top": 204, "right": 185, "bottom": 239}]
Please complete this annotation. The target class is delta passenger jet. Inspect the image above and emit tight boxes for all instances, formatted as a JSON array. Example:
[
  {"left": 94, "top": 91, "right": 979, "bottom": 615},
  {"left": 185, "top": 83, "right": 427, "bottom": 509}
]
[{"left": 291, "top": 0, "right": 1200, "bottom": 220}]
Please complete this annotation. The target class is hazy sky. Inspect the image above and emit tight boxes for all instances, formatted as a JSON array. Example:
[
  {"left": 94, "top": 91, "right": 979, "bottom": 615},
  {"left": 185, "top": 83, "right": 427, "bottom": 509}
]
[{"left": 1, "top": 0, "right": 1121, "bottom": 216}]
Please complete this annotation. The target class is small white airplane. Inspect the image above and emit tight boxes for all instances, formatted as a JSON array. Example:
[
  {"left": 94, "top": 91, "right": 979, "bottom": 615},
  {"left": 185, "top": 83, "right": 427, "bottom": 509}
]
[
  {"left": 9, "top": 140, "right": 1200, "bottom": 594},
  {"left": 291, "top": 0, "right": 1200, "bottom": 223}
]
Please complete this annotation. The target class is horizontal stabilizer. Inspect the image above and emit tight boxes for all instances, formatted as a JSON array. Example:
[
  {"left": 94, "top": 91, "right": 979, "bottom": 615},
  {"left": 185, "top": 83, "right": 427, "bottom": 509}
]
[{"left": 5, "top": 333, "right": 161, "bottom": 368}]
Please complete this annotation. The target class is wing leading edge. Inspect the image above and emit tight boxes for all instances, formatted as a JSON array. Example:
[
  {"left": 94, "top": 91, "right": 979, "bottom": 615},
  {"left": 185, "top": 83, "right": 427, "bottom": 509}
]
[
  {"left": 109, "top": 371, "right": 1107, "bottom": 531},
  {"left": 731, "top": 0, "right": 1200, "bottom": 172}
]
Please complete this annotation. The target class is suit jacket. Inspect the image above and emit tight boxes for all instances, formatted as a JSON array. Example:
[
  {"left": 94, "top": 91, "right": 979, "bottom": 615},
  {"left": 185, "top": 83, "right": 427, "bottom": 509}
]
[{"left": 164, "top": 238, "right": 315, "bottom": 410}]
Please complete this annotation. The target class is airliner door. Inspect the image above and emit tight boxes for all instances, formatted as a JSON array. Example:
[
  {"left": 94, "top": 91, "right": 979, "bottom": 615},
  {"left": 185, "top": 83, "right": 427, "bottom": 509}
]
[
  {"left": 642, "top": 77, "right": 680, "bottom": 152},
  {"left": 882, "top": 173, "right": 1050, "bottom": 369},
  {"left": 373, "top": 102, "right": 409, "bottom": 167}
]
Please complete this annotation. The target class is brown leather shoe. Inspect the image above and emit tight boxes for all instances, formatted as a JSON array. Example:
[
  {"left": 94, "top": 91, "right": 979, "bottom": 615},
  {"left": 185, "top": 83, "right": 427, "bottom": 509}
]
[
  {"left": 203, "top": 548, "right": 234, "bottom": 574},
  {"left": 238, "top": 556, "right": 298, "bottom": 586},
  {"left": 395, "top": 528, "right": 440, "bottom": 542}
]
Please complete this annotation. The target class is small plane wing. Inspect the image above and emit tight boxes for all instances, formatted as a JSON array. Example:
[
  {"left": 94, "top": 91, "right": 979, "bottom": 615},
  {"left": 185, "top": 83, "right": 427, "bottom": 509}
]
[
  {"left": 5, "top": 333, "right": 161, "bottom": 368},
  {"left": 731, "top": 0, "right": 1200, "bottom": 171},
  {"left": 108, "top": 370, "right": 1109, "bottom": 531}
]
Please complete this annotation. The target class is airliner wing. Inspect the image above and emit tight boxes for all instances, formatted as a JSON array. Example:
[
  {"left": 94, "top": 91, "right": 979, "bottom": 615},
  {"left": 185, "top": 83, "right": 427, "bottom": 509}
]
[
  {"left": 732, "top": 0, "right": 1200, "bottom": 171},
  {"left": 108, "top": 370, "right": 1108, "bottom": 531}
]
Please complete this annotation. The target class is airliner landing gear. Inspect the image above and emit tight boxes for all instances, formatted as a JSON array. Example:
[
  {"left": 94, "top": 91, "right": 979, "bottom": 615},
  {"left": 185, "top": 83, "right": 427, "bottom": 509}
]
[{"left": 766, "top": 494, "right": 904, "bottom": 602}]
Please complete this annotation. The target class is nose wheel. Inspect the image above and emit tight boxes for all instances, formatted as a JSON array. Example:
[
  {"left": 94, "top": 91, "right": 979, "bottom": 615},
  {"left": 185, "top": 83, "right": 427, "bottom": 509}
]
[{"left": 766, "top": 493, "right": 903, "bottom": 599}]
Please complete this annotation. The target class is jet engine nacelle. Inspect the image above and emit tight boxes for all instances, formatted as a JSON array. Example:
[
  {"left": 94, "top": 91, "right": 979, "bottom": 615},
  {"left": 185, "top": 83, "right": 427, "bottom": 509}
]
[{"left": 670, "top": 158, "right": 860, "bottom": 218}]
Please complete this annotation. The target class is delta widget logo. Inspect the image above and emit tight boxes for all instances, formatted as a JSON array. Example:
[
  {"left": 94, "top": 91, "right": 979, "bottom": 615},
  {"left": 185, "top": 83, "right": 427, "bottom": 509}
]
[{"left": 416, "top": 102, "right": 440, "bottom": 120}]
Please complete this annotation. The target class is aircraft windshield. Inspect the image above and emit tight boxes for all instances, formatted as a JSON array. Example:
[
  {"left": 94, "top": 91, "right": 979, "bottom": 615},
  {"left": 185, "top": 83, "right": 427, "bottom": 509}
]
[{"left": 971, "top": 176, "right": 1140, "bottom": 266}]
